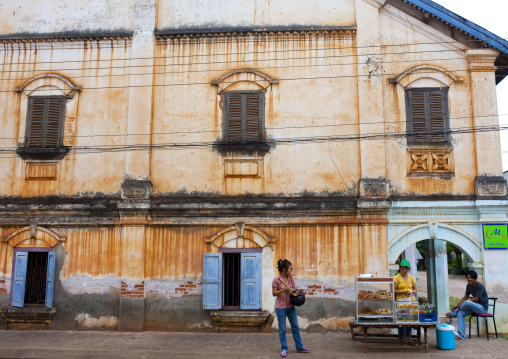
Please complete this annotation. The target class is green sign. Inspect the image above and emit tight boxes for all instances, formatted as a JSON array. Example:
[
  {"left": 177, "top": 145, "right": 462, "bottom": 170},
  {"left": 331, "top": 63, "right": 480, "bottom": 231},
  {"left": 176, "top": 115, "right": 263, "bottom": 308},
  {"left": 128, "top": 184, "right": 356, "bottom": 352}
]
[{"left": 483, "top": 224, "right": 508, "bottom": 249}]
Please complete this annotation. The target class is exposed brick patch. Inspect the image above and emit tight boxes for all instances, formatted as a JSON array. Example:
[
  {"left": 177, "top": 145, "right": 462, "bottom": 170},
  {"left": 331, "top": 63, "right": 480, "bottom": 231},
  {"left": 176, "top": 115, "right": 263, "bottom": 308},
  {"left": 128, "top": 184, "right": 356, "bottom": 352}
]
[
  {"left": 175, "top": 281, "right": 202, "bottom": 297},
  {"left": 301, "top": 283, "right": 339, "bottom": 298},
  {"left": 144, "top": 280, "right": 203, "bottom": 299},
  {"left": 121, "top": 281, "right": 144, "bottom": 299},
  {"left": 0, "top": 279, "right": 5, "bottom": 294}
]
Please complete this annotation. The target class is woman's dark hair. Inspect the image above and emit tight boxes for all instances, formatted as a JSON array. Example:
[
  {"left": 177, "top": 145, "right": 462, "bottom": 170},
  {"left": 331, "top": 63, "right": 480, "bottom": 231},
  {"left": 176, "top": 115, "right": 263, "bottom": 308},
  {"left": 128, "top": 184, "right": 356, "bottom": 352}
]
[
  {"left": 277, "top": 259, "right": 292, "bottom": 273},
  {"left": 466, "top": 270, "right": 478, "bottom": 280}
]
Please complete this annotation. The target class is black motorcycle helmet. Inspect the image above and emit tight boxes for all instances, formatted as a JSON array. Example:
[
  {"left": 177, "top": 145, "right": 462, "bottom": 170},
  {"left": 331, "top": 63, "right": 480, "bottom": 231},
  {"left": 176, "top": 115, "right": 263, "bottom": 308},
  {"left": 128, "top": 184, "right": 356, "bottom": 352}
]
[{"left": 290, "top": 291, "right": 306, "bottom": 306}]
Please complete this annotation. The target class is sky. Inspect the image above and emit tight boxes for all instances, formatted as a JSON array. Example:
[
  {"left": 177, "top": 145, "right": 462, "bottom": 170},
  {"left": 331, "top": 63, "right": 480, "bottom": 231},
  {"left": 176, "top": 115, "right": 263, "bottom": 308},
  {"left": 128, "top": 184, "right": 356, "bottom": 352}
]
[{"left": 432, "top": 0, "right": 508, "bottom": 172}]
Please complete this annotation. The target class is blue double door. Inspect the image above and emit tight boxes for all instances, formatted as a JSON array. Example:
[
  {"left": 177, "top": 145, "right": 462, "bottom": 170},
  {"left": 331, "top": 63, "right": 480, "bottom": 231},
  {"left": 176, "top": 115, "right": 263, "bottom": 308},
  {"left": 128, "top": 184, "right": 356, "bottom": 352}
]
[
  {"left": 203, "top": 252, "right": 262, "bottom": 310},
  {"left": 11, "top": 251, "right": 56, "bottom": 308}
]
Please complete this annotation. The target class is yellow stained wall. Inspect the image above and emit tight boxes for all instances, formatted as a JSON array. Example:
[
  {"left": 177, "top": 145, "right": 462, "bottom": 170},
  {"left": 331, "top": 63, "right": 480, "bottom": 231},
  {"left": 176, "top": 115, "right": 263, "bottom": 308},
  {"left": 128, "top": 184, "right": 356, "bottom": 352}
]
[
  {"left": 0, "top": 40, "right": 132, "bottom": 197},
  {"left": 0, "top": 223, "right": 386, "bottom": 282},
  {"left": 151, "top": 32, "right": 361, "bottom": 195}
]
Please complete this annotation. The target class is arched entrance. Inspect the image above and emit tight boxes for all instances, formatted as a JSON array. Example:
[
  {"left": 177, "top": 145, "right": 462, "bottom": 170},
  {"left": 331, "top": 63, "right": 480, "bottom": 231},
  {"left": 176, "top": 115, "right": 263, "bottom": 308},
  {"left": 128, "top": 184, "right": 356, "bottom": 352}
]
[{"left": 388, "top": 222, "right": 483, "bottom": 316}]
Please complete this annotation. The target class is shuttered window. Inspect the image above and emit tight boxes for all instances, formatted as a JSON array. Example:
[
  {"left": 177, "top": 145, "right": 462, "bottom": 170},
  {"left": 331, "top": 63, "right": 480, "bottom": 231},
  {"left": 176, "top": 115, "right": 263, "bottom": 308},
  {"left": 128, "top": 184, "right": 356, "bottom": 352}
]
[
  {"left": 25, "top": 96, "right": 66, "bottom": 148},
  {"left": 223, "top": 92, "right": 264, "bottom": 143},
  {"left": 406, "top": 88, "right": 450, "bottom": 143},
  {"left": 202, "top": 252, "right": 262, "bottom": 310}
]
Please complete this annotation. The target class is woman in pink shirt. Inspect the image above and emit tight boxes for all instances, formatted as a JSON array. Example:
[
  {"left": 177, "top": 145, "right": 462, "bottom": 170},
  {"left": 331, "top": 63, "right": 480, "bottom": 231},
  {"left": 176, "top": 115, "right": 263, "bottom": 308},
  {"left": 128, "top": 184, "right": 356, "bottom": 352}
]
[{"left": 272, "top": 259, "right": 310, "bottom": 358}]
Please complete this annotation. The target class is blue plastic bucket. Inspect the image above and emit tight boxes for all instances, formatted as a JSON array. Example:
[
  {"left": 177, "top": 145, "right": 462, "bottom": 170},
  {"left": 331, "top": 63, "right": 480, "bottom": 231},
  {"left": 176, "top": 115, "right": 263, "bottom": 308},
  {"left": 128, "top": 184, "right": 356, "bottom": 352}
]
[{"left": 436, "top": 324, "right": 455, "bottom": 350}]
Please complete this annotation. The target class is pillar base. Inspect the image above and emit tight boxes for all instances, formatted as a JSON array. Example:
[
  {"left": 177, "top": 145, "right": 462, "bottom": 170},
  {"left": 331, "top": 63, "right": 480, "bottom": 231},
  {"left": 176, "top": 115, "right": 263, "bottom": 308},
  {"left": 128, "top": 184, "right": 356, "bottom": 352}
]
[{"left": 118, "top": 297, "right": 144, "bottom": 332}]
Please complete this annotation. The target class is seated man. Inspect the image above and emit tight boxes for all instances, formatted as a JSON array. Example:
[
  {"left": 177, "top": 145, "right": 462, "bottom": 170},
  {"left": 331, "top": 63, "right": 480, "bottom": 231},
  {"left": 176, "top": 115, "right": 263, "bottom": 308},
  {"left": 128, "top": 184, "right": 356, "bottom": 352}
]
[{"left": 445, "top": 270, "right": 489, "bottom": 339}]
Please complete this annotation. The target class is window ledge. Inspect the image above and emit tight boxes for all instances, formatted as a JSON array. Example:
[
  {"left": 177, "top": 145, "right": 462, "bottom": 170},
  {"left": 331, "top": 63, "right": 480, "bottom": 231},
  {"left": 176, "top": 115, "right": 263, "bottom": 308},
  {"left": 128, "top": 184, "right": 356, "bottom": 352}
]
[
  {"left": 407, "top": 143, "right": 452, "bottom": 151},
  {"left": 214, "top": 142, "right": 271, "bottom": 156},
  {"left": 16, "top": 147, "right": 70, "bottom": 160},
  {"left": 0, "top": 305, "right": 56, "bottom": 330},
  {"left": 407, "top": 172, "right": 455, "bottom": 180}
]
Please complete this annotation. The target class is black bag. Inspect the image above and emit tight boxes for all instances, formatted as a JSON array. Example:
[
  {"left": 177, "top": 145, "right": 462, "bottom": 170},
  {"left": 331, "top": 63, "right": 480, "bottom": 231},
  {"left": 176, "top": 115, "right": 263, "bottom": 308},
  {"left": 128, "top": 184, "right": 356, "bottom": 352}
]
[{"left": 290, "top": 291, "right": 306, "bottom": 306}]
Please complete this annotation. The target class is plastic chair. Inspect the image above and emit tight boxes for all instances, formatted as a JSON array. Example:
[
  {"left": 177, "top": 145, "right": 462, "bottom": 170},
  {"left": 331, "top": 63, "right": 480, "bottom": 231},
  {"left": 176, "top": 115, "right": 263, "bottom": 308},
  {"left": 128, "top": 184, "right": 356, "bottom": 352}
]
[{"left": 468, "top": 297, "right": 498, "bottom": 340}]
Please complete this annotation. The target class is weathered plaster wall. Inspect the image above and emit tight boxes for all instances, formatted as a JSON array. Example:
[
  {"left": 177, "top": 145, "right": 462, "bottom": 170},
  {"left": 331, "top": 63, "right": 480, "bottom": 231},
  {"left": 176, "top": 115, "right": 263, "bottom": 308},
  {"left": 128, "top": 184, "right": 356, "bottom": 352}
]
[
  {"left": 380, "top": 4, "right": 477, "bottom": 196},
  {"left": 151, "top": 31, "right": 360, "bottom": 195},
  {"left": 156, "top": 0, "right": 356, "bottom": 30},
  {"left": 0, "top": 0, "right": 135, "bottom": 35},
  {"left": 0, "top": 40, "right": 131, "bottom": 196},
  {"left": 0, "top": 220, "right": 387, "bottom": 331}
]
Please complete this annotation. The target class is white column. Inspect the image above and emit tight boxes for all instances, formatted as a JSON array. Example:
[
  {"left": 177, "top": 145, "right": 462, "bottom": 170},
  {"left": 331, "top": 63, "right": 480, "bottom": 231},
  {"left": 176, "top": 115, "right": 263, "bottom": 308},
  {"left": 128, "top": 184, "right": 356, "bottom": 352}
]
[
  {"left": 466, "top": 49, "right": 507, "bottom": 196},
  {"left": 434, "top": 239, "right": 450, "bottom": 316},
  {"left": 125, "top": 0, "right": 156, "bottom": 181},
  {"left": 404, "top": 244, "right": 417, "bottom": 279},
  {"left": 355, "top": 0, "right": 389, "bottom": 199}
]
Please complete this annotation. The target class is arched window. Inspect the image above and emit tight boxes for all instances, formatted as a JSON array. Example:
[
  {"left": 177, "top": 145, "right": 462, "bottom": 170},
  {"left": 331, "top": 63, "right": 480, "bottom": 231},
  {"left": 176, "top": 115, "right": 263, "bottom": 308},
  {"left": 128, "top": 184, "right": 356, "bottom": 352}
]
[{"left": 15, "top": 74, "right": 81, "bottom": 160}]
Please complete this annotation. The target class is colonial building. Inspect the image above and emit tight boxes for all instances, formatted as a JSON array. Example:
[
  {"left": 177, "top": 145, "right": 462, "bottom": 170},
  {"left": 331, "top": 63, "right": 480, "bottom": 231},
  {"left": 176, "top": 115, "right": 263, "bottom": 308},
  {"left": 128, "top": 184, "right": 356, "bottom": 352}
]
[{"left": 1, "top": 0, "right": 507, "bottom": 333}]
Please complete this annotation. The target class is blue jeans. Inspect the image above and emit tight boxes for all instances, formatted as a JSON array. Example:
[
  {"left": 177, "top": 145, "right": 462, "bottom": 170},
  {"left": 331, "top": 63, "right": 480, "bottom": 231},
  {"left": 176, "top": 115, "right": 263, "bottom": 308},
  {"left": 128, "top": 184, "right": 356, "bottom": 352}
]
[
  {"left": 275, "top": 307, "right": 304, "bottom": 351},
  {"left": 450, "top": 300, "right": 487, "bottom": 339},
  {"left": 398, "top": 327, "right": 412, "bottom": 339}
]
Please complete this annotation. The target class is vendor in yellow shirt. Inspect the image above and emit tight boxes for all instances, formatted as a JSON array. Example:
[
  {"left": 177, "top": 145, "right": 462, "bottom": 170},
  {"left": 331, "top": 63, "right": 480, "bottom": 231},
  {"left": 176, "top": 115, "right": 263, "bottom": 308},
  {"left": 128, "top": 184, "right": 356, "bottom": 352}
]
[{"left": 394, "top": 259, "right": 417, "bottom": 345}]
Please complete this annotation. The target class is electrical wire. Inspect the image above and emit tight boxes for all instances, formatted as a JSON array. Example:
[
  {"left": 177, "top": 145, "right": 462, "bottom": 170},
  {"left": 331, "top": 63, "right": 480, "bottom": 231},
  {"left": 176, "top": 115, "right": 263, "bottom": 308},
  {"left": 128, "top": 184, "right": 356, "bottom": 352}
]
[
  {"left": 2, "top": 34, "right": 508, "bottom": 56},
  {"left": 1, "top": 53, "right": 504, "bottom": 83},
  {"left": 0, "top": 113, "right": 506, "bottom": 141},
  {"left": 0, "top": 47, "right": 499, "bottom": 75},
  {"left": 1, "top": 65, "right": 503, "bottom": 93},
  {"left": 0, "top": 123, "right": 506, "bottom": 158},
  {"left": 1, "top": 36, "right": 508, "bottom": 66}
]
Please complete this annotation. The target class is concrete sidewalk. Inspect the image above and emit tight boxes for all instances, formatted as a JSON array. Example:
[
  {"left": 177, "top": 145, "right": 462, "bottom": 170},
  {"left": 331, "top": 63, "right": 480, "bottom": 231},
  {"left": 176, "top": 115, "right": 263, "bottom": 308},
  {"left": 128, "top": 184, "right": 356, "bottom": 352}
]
[{"left": 0, "top": 329, "right": 506, "bottom": 359}]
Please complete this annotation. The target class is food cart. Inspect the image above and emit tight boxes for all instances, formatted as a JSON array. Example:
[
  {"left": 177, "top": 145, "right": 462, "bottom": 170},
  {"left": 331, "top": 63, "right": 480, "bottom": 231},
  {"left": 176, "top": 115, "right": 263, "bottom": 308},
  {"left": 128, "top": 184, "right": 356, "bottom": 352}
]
[{"left": 349, "top": 276, "right": 437, "bottom": 352}]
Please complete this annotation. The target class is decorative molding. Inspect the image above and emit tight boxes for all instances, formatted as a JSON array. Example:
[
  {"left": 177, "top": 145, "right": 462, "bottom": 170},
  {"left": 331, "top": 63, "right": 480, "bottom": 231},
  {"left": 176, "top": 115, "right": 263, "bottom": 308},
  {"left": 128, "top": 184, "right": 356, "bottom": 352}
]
[
  {"left": 205, "top": 222, "right": 276, "bottom": 249},
  {"left": 408, "top": 148, "right": 453, "bottom": 175},
  {"left": 466, "top": 49, "right": 500, "bottom": 72},
  {"left": 359, "top": 178, "right": 390, "bottom": 198},
  {"left": 211, "top": 69, "right": 278, "bottom": 92},
  {"left": 224, "top": 160, "right": 262, "bottom": 178},
  {"left": 15, "top": 74, "right": 81, "bottom": 95},
  {"left": 389, "top": 65, "right": 463, "bottom": 87},
  {"left": 362, "top": 0, "right": 387, "bottom": 10},
  {"left": 0, "top": 35, "right": 132, "bottom": 44},
  {"left": 1, "top": 225, "right": 65, "bottom": 248},
  {"left": 121, "top": 179, "right": 152, "bottom": 200},
  {"left": 25, "top": 162, "right": 58, "bottom": 180},
  {"left": 475, "top": 176, "right": 507, "bottom": 197},
  {"left": 156, "top": 28, "right": 356, "bottom": 41}
]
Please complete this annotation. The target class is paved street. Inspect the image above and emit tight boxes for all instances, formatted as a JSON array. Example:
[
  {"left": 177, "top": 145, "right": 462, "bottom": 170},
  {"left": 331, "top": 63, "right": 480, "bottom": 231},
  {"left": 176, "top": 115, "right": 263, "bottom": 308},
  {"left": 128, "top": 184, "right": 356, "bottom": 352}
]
[{"left": 0, "top": 329, "right": 507, "bottom": 359}]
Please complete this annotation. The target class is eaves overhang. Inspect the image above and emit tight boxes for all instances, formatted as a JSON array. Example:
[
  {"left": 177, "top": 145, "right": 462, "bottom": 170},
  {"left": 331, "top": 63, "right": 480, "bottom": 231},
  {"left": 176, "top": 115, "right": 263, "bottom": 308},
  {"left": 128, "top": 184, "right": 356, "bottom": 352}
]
[{"left": 391, "top": 0, "right": 508, "bottom": 84}]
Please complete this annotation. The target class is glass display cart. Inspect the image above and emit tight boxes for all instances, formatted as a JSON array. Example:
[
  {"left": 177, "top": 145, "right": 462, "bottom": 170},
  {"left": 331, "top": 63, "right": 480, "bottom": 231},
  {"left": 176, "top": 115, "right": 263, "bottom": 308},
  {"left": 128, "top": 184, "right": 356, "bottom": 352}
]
[{"left": 355, "top": 277, "right": 395, "bottom": 323}]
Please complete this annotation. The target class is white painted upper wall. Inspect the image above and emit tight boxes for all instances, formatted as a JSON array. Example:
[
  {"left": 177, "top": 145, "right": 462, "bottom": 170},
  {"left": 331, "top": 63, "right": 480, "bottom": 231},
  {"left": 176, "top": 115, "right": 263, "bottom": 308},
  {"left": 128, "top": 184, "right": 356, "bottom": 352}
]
[
  {"left": 0, "top": 0, "right": 135, "bottom": 35},
  {"left": 157, "top": 0, "right": 356, "bottom": 30},
  {"left": 0, "top": 0, "right": 356, "bottom": 36}
]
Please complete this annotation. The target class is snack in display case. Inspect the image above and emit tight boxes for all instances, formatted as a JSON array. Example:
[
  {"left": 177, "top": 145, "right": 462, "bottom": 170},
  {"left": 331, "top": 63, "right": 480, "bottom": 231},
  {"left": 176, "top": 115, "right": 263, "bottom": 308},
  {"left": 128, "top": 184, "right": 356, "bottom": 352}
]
[
  {"left": 355, "top": 277, "right": 395, "bottom": 322},
  {"left": 396, "top": 302, "right": 420, "bottom": 322},
  {"left": 374, "top": 308, "right": 392, "bottom": 315},
  {"left": 374, "top": 289, "right": 392, "bottom": 300},
  {"left": 358, "top": 306, "right": 374, "bottom": 315},
  {"left": 358, "top": 290, "right": 374, "bottom": 299}
]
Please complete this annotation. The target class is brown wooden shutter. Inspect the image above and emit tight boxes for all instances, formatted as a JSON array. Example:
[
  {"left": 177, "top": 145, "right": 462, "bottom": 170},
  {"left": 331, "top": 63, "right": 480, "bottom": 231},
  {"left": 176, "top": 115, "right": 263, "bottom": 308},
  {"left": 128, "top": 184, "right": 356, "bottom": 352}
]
[
  {"left": 428, "top": 89, "right": 446, "bottom": 142},
  {"left": 410, "top": 92, "right": 427, "bottom": 143},
  {"left": 245, "top": 93, "right": 261, "bottom": 141},
  {"left": 407, "top": 88, "right": 449, "bottom": 144},
  {"left": 27, "top": 98, "right": 46, "bottom": 147},
  {"left": 227, "top": 94, "right": 243, "bottom": 142},
  {"left": 45, "top": 98, "right": 64, "bottom": 147},
  {"left": 26, "top": 97, "right": 65, "bottom": 148}
]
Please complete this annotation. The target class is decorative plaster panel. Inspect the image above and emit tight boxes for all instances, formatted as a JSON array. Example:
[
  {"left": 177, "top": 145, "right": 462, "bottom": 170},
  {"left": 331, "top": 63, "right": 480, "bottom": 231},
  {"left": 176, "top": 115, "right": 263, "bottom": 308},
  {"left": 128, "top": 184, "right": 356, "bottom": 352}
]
[{"left": 407, "top": 148, "right": 453, "bottom": 175}]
